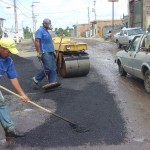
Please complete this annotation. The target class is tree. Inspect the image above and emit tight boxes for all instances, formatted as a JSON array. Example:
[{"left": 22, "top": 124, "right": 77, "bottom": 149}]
[
  {"left": 23, "top": 27, "right": 32, "bottom": 39},
  {"left": 54, "top": 26, "right": 72, "bottom": 37}
]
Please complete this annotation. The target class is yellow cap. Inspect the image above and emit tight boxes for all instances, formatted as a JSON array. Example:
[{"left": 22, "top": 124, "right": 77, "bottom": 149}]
[{"left": 0, "top": 38, "right": 19, "bottom": 54}]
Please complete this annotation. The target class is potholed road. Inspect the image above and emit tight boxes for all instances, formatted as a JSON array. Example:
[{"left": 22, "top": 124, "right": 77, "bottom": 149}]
[{"left": 0, "top": 38, "right": 150, "bottom": 150}]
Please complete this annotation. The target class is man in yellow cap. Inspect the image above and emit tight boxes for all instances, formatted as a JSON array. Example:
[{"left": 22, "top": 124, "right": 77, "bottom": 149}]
[{"left": 0, "top": 38, "right": 30, "bottom": 141}]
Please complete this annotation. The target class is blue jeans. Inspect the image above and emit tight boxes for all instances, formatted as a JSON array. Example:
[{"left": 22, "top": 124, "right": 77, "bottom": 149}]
[
  {"left": 0, "top": 91, "right": 14, "bottom": 130},
  {"left": 35, "top": 52, "right": 57, "bottom": 83}
]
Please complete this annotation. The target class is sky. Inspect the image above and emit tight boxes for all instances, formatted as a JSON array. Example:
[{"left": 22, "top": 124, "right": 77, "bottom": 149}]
[{"left": 0, "top": 0, "right": 128, "bottom": 31}]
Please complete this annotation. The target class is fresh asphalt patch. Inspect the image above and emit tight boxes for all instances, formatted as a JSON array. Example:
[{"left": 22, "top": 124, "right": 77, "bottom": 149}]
[{"left": 0, "top": 54, "right": 127, "bottom": 148}]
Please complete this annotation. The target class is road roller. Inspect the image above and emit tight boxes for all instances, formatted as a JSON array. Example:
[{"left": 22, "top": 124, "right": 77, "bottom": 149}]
[{"left": 52, "top": 37, "right": 90, "bottom": 78}]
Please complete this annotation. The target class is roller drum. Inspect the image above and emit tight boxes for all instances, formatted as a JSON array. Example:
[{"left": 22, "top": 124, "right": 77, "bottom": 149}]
[{"left": 58, "top": 55, "right": 90, "bottom": 78}]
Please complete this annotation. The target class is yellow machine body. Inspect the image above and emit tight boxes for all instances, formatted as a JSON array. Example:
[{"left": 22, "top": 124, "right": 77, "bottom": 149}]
[
  {"left": 53, "top": 37, "right": 88, "bottom": 52},
  {"left": 53, "top": 37, "right": 90, "bottom": 78}
]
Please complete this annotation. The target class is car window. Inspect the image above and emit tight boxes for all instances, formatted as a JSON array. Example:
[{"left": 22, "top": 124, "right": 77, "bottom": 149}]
[
  {"left": 128, "top": 36, "right": 141, "bottom": 51},
  {"left": 124, "top": 31, "right": 127, "bottom": 35},
  {"left": 140, "top": 35, "right": 150, "bottom": 48},
  {"left": 147, "top": 35, "right": 150, "bottom": 48},
  {"left": 120, "top": 30, "right": 123, "bottom": 36},
  {"left": 127, "top": 29, "right": 143, "bottom": 36}
]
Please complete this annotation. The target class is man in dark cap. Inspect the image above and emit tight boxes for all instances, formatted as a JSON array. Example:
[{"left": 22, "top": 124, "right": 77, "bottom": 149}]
[{"left": 32, "top": 18, "right": 61, "bottom": 89}]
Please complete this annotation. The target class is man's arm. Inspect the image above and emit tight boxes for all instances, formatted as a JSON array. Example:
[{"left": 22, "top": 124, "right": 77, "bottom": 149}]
[
  {"left": 35, "top": 39, "right": 41, "bottom": 54},
  {"left": 10, "top": 78, "right": 30, "bottom": 102},
  {"left": 35, "top": 38, "right": 42, "bottom": 60}
]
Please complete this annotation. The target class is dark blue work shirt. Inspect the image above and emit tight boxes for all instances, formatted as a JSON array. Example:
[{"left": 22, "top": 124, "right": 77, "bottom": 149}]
[
  {"left": 0, "top": 57, "right": 18, "bottom": 79},
  {"left": 35, "top": 26, "right": 55, "bottom": 53}
]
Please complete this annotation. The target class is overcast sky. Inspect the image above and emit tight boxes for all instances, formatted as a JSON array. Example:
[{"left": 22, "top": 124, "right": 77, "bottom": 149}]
[{"left": 0, "top": 0, "right": 128, "bottom": 30}]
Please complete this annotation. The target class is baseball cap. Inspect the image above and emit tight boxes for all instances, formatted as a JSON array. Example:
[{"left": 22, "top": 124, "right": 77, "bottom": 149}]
[
  {"left": 43, "top": 18, "right": 51, "bottom": 24},
  {"left": 0, "top": 38, "right": 18, "bottom": 54}
]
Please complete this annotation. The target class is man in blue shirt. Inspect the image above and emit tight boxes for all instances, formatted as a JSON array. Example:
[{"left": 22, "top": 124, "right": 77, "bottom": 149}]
[
  {"left": 32, "top": 18, "right": 61, "bottom": 89},
  {"left": 0, "top": 38, "right": 30, "bottom": 141}
]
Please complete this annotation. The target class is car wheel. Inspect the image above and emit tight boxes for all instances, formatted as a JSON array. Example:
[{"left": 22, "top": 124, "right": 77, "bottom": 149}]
[
  {"left": 118, "top": 63, "right": 127, "bottom": 76},
  {"left": 144, "top": 70, "right": 150, "bottom": 94},
  {"left": 116, "top": 40, "right": 122, "bottom": 49}
]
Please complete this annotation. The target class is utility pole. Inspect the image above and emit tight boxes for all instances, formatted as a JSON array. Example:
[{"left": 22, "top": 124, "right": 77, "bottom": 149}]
[
  {"left": 22, "top": 20, "right": 24, "bottom": 39},
  {"left": 32, "top": 3, "right": 35, "bottom": 40},
  {"left": 93, "top": 0, "right": 96, "bottom": 21},
  {"left": 112, "top": 1, "right": 114, "bottom": 31},
  {"left": 31, "top": 1, "right": 39, "bottom": 41},
  {"left": 108, "top": 0, "right": 119, "bottom": 32},
  {"left": 88, "top": 7, "right": 90, "bottom": 37},
  {"left": 14, "top": 0, "right": 19, "bottom": 43},
  {"left": 92, "top": 0, "right": 97, "bottom": 36}
]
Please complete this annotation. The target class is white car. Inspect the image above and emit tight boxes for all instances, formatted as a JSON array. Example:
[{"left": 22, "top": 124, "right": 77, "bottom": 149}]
[
  {"left": 116, "top": 27, "right": 143, "bottom": 48},
  {"left": 112, "top": 32, "right": 120, "bottom": 42},
  {"left": 13, "top": 36, "right": 21, "bottom": 42},
  {"left": 115, "top": 33, "right": 150, "bottom": 93},
  {"left": 103, "top": 30, "right": 112, "bottom": 40}
]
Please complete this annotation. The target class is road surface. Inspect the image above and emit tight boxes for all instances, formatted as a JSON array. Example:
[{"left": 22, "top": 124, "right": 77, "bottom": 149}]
[{"left": 0, "top": 38, "right": 150, "bottom": 150}]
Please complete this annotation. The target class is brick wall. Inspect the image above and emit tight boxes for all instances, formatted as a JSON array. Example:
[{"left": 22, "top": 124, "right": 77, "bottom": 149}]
[{"left": 74, "top": 19, "right": 122, "bottom": 37}]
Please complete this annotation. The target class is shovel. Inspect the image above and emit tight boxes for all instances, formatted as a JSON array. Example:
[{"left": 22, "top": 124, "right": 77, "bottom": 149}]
[{"left": 0, "top": 85, "right": 89, "bottom": 133}]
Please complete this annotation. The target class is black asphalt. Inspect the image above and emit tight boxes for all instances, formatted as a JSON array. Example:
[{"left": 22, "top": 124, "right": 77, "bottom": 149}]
[{"left": 0, "top": 39, "right": 127, "bottom": 149}]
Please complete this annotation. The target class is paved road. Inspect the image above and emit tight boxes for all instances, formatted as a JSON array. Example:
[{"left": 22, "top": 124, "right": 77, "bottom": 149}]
[{"left": 0, "top": 38, "right": 150, "bottom": 150}]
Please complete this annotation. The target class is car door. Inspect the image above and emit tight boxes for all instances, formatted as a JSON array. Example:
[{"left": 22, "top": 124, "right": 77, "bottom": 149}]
[
  {"left": 122, "top": 36, "right": 141, "bottom": 75},
  {"left": 123, "top": 30, "right": 128, "bottom": 45},
  {"left": 132, "top": 35, "right": 149, "bottom": 79},
  {"left": 127, "top": 36, "right": 142, "bottom": 76},
  {"left": 119, "top": 30, "right": 124, "bottom": 44}
]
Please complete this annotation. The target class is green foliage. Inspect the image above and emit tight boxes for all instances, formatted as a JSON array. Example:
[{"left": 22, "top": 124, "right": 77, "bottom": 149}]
[
  {"left": 23, "top": 27, "right": 32, "bottom": 39},
  {"left": 55, "top": 26, "right": 72, "bottom": 37}
]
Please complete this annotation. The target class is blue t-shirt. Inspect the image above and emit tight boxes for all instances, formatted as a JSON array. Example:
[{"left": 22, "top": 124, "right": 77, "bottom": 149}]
[
  {"left": 35, "top": 26, "right": 55, "bottom": 53},
  {"left": 0, "top": 57, "right": 18, "bottom": 79}
]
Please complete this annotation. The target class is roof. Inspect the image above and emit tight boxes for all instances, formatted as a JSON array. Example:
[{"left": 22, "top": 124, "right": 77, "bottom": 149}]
[
  {"left": 0, "top": 18, "right": 5, "bottom": 21},
  {"left": 121, "top": 27, "right": 141, "bottom": 30}
]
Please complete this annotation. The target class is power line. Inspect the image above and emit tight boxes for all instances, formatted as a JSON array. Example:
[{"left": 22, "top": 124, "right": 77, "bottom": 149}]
[
  {"left": 16, "top": 0, "right": 31, "bottom": 12},
  {"left": 17, "top": 7, "right": 31, "bottom": 18},
  {"left": 0, "top": 0, "right": 13, "bottom": 6},
  {"left": 16, "top": 4, "right": 32, "bottom": 16},
  {"left": 35, "top": 7, "right": 87, "bottom": 15},
  {"left": 0, "top": 1, "right": 7, "bottom": 7},
  {"left": 0, "top": 0, "right": 31, "bottom": 16}
]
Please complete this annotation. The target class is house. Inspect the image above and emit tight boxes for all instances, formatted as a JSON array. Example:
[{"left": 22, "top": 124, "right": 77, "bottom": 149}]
[
  {"left": 0, "top": 17, "right": 24, "bottom": 40},
  {"left": 73, "top": 19, "right": 123, "bottom": 38},
  {"left": 129, "top": 0, "right": 150, "bottom": 30}
]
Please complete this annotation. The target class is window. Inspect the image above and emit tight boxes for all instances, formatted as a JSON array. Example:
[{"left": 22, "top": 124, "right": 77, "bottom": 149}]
[
  {"left": 129, "top": 36, "right": 141, "bottom": 51},
  {"left": 120, "top": 30, "right": 124, "bottom": 36}
]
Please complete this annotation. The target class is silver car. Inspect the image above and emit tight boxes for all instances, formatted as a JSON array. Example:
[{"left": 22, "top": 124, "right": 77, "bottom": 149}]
[
  {"left": 116, "top": 27, "right": 143, "bottom": 48},
  {"left": 115, "top": 33, "right": 150, "bottom": 93}
]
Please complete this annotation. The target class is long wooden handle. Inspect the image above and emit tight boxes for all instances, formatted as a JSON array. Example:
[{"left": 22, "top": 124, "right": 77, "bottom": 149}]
[
  {"left": 58, "top": 35, "right": 63, "bottom": 51},
  {"left": 0, "top": 85, "right": 77, "bottom": 125},
  {"left": 0, "top": 85, "right": 52, "bottom": 114}
]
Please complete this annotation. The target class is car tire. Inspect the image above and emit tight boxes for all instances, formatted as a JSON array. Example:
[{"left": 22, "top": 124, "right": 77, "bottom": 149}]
[
  {"left": 144, "top": 70, "right": 150, "bottom": 94},
  {"left": 118, "top": 64, "right": 127, "bottom": 76}
]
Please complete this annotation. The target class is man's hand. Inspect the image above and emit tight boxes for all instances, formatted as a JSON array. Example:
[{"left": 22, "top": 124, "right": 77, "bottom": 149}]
[
  {"left": 20, "top": 94, "right": 30, "bottom": 103},
  {"left": 37, "top": 52, "right": 42, "bottom": 61}
]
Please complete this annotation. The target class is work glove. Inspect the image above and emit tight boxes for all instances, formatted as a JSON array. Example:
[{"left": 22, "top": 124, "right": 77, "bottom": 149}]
[{"left": 37, "top": 52, "right": 42, "bottom": 61}]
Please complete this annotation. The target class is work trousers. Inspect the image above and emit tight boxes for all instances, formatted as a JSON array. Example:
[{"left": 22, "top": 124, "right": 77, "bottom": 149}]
[
  {"left": 35, "top": 52, "right": 57, "bottom": 83},
  {"left": 0, "top": 90, "right": 14, "bottom": 130}
]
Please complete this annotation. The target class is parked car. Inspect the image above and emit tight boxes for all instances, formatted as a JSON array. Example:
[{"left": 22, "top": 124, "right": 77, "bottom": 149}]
[
  {"left": 13, "top": 36, "right": 21, "bottom": 42},
  {"left": 115, "top": 33, "right": 150, "bottom": 93},
  {"left": 115, "top": 27, "right": 143, "bottom": 48},
  {"left": 103, "top": 30, "right": 112, "bottom": 40},
  {"left": 112, "top": 32, "right": 120, "bottom": 42}
]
